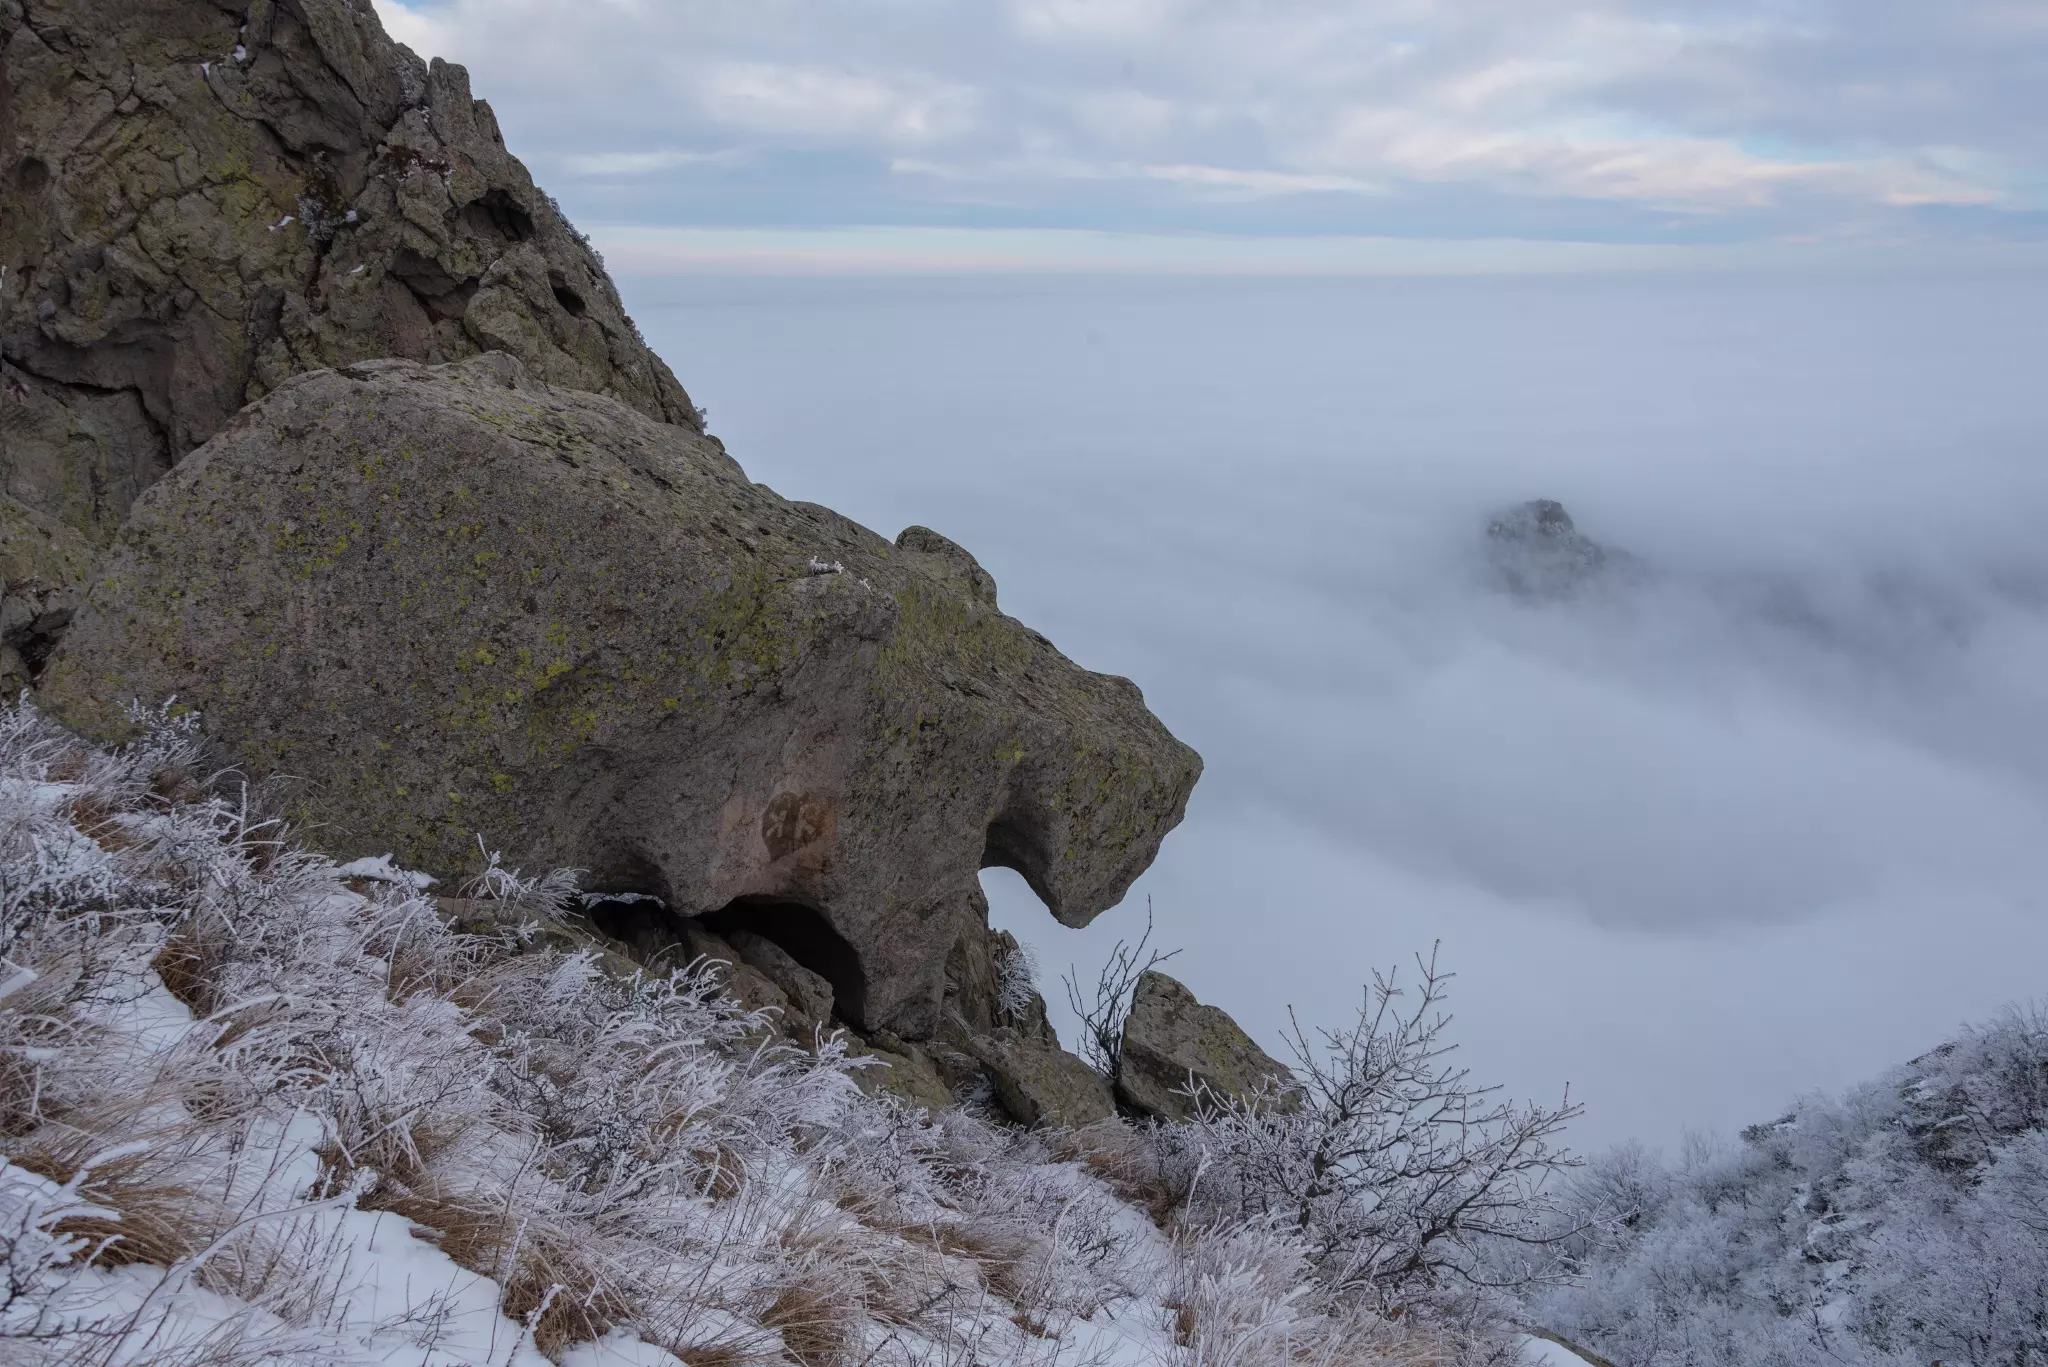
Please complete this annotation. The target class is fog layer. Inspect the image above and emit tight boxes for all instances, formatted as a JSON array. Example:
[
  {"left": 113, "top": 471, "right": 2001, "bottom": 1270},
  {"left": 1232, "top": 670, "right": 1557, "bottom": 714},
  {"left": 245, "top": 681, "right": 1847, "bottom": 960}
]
[{"left": 625, "top": 270, "right": 2048, "bottom": 1147}]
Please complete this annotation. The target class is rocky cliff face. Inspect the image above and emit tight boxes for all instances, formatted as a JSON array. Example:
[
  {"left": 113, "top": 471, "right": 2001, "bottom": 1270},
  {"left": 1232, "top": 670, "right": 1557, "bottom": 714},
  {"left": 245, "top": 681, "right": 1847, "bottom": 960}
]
[
  {"left": 12, "top": 0, "right": 1232, "bottom": 1121},
  {"left": 44, "top": 354, "right": 1204, "bottom": 1042},
  {"left": 0, "top": 0, "right": 697, "bottom": 685}
]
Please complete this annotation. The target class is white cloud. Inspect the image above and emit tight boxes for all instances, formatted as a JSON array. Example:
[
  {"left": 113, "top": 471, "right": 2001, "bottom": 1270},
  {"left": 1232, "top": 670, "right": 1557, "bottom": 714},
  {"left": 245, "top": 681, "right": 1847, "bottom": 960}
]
[
  {"left": 584, "top": 224, "right": 2048, "bottom": 275},
  {"left": 1008, "top": 0, "right": 1180, "bottom": 42},
  {"left": 375, "top": 0, "right": 455, "bottom": 59},
  {"left": 1068, "top": 90, "right": 1186, "bottom": 148},
  {"left": 1141, "top": 163, "right": 1382, "bottom": 197},
  {"left": 1311, "top": 112, "right": 1997, "bottom": 212},
  {"left": 369, "top": 0, "right": 2035, "bottom": 236},
  {"left": 558, "top": 149, "right": 747, "bottom": 177},
  {"left": 694, "top": 62, "right": 979, "bottom": 147}
]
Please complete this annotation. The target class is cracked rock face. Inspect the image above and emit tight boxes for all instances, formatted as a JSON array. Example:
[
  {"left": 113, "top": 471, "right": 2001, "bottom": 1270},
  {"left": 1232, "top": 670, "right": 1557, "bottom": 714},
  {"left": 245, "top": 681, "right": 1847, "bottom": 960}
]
[
  {"left": 44, "top": 355, "right": 1204, "bottom": 1041},
  {"left": 0, "top": 0, "right": 696, "bottom": 686}
]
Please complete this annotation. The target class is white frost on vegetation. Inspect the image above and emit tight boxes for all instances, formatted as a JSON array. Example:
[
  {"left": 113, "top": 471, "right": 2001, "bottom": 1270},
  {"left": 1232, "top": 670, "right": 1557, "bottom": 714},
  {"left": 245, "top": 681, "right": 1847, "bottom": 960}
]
[
  {"left": 0, "top": 702, "right": 1480, "bottom": 1367},
  {"left": 1535, "top": 1003, "right": 2048, "bottom": 1366}
]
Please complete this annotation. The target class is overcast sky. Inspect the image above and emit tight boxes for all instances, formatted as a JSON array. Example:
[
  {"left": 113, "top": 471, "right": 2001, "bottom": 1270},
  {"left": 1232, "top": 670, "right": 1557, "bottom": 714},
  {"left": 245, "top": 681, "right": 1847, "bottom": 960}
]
[{"left": 378, "top": 0, "right": 2048, "bottom": 270}]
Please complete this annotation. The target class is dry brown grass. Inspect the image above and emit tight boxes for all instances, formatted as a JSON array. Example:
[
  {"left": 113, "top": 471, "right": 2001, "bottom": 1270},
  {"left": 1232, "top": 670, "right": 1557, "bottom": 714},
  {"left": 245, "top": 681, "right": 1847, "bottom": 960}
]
[
  {"left": 501, "top": 1239, "right": 631, "bottom": 1358},
  {"left": 1044, "top": 1118, "right": 1188, "bottom": 1226},
  {"left": 674, "top": 1337, "right": 774, "bottom": 1367},
  {"left": 148, "top": 762, "right": 213, "bottom": 809},
  {"left": 356, "top": 1172, "right": 635, "bottom": 1358},
  {"left": 8, "top": 1132, "right": 224, "bottom": 1268},
  {"left": 760, "top": 1280, "right": 861, "bottom": 1367},
  {"left": 380, "top": 912, "right": 504, "bottom": 1006},
  {"left": 684, "top": 1138, "right": 752, "bottom": 1201},
  {"left": 864, "top": 1211, "right": 1043, "bottom": 1313},
  {"left": 43, "top": 746, "right": 93, "bottom": 784},
  {"left": 0, "top": 987, "right": 81, "bottom": 1136},
  {"left": 56, "top": 790, "right": 144, "bottom": 854},
  {"left": 151, "top": 914, "right": 232, "bottom": 1016},
  {"left": 354, "top": 1179, "right": 501, "bottom": 1259}
]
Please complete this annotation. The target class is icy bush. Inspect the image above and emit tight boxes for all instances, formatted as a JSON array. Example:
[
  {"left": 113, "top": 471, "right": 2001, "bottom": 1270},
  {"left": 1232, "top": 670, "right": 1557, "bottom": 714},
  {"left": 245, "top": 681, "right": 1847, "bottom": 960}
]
[{"left": 994, "top": 941, "right": 1041, "bottom": 1025}]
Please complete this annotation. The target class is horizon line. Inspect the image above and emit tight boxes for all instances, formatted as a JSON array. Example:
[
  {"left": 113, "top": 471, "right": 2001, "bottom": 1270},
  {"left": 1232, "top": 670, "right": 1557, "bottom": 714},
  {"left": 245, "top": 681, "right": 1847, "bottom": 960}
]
[{"left": 588, "top": 225, "right": 2048, "bottom": 278}]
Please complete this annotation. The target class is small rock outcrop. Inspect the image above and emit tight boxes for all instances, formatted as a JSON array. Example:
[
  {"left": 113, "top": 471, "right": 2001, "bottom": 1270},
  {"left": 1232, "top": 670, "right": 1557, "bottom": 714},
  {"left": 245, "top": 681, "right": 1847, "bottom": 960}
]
[
  {"left": 975, "top": 1030, "right": 1116, "bottom": 1129},
  {"left": 923, "top": 901, "right": 1119, "bottom": 1126},
  {"left": 1116, "top": 971, "right": 1293, "bottom": 1120},
  {"left": 1485, "top": 499, "right": 1616, "bottom": 599},
  {"left": 1, "top": 0, "right": 696, "bottom": 687},
  {"left": 43, "top": 354, "right": 1203, "bottom": 1043}
]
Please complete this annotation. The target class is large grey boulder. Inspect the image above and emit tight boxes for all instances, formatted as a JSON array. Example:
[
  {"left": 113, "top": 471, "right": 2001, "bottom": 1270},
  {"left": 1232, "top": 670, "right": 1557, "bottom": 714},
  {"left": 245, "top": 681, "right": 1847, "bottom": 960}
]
[
  {"left": 0, "top": 0, "right": 696, "bottom": 687},
  {"left": 1116, "top": 971, "right": 1293, "bottom": 1121},
  {"left": 43, "top": 354, "right": 1203, "bottom": 1041}
]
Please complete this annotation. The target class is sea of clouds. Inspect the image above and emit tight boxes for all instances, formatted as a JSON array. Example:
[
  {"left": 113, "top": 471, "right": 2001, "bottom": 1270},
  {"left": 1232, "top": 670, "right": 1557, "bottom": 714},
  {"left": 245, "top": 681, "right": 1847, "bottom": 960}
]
[{"left": 624, "top": 268, "right": 2048, "bottom": 1149}]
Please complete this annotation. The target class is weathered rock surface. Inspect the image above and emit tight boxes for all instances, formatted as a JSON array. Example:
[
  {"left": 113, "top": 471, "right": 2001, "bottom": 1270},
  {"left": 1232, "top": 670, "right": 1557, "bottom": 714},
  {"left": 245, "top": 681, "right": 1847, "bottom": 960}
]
[
  {"left": 853, "top": 1034, "right": 956, "bottom": 1112},
  {"left": 925, "top": 901, "right": 1113, "bottom": 1126},
  {"left": 44, "top": 353, "right": 1203, "bottom": 1041},
  {"left": 941, "top": 896, "right": 1056, "bottom": 1043},
  {"left": 1116, "top": 971, "right": 1292, "bottom": 1121},
  {"left": 0, "top": 0, "right": 696, "bottom": 686}
]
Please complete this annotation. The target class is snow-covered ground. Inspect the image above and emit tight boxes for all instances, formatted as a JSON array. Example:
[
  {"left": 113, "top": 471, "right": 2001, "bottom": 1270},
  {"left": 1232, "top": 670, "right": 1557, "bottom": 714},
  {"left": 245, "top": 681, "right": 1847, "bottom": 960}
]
[
  {"left": 0, "top": 703, "right": 1502, "bottom": 1367},
  {"left": 1513, "top": 1341, "right": 1594, "bottom": 1367}
]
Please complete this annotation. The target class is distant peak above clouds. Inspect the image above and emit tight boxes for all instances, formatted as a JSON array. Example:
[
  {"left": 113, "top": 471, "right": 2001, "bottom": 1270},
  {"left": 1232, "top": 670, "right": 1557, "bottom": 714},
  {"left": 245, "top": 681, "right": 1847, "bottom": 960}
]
[{"left": 373, "top": 0, "right": 2043, "bottom": 253}]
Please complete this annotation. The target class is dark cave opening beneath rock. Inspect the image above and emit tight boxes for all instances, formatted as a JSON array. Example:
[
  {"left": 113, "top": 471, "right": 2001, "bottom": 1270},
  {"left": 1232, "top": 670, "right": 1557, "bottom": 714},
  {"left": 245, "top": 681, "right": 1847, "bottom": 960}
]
[
  {"left": 701, "top": 897, "right": 867, "bottom": 1026},
  {"left": 581, "top": 892, "right": 685, "bottom": 966}
]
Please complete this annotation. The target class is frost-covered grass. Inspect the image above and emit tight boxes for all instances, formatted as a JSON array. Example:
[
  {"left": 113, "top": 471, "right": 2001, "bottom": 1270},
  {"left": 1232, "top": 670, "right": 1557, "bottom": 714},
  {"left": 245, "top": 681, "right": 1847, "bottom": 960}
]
[
  {"left": 1534, "top": 1004, "right": 2048, "bottom": 1366},
  {"left": 0, "top": 703, "right": 1479, "bottom": 1367}
]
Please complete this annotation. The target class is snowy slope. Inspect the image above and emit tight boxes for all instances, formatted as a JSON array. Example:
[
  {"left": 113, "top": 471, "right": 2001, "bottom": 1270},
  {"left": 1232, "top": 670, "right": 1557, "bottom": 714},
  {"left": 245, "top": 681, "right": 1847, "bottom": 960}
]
[{"left": 0, "top": 703, "right": 1495, "bottom": 1367}]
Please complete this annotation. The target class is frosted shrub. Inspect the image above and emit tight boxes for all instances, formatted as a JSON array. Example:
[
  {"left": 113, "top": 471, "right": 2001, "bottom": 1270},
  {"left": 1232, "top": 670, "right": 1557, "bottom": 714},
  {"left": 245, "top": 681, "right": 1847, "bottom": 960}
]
[
  {"left": 1166, "top": 948, "right": 1581, "bottom": 1319},
  {"left": 993, "top": 940, "right": 1040, "bottom": 1025},
  {"left": 1062, "top": 903, "right": 1178, "bottom": 1077}
]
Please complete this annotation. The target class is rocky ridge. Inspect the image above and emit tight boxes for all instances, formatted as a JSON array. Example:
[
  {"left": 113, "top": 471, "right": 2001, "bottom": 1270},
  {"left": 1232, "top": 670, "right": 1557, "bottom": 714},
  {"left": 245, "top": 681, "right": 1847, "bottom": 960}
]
[
  {"left": 1485, "top": 499, "right": 1618, "bottom": 599},
  {"left": 1, "top": 0, "right": 696, "bottom": 686}
]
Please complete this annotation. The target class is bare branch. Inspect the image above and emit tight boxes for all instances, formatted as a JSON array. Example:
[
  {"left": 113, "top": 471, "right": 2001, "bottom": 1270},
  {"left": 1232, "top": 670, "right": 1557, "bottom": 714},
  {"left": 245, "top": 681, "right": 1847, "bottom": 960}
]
[{"left": 1061, "top": 899, "right": 1181, "bottom": 1078}]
